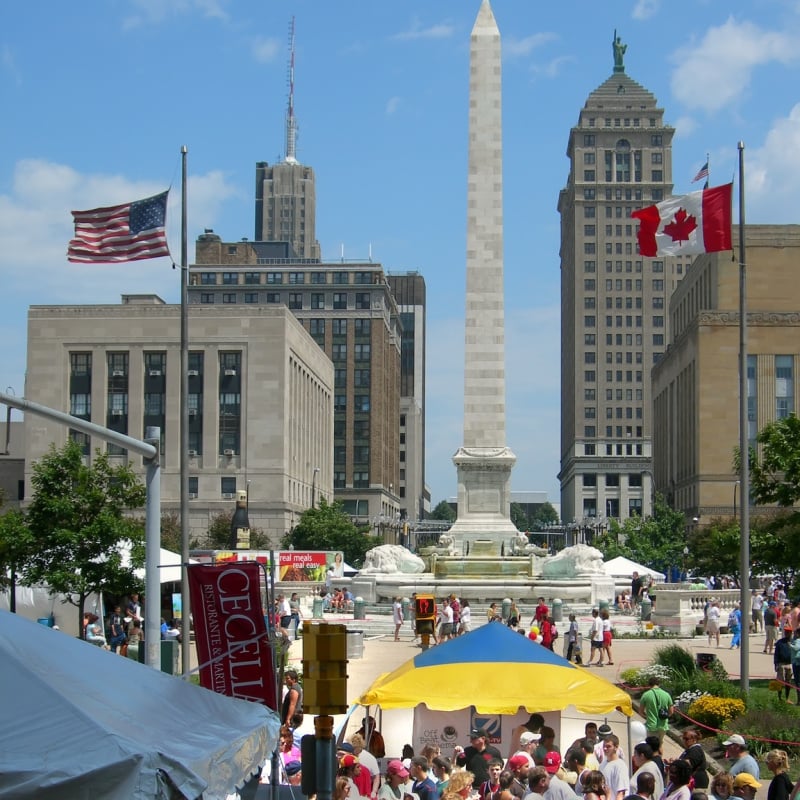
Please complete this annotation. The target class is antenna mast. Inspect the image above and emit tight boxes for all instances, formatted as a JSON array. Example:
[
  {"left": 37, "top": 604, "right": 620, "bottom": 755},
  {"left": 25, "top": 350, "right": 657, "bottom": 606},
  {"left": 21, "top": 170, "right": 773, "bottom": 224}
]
[{"left": 284, "top": 16, "right": 298, "bottom": 164}]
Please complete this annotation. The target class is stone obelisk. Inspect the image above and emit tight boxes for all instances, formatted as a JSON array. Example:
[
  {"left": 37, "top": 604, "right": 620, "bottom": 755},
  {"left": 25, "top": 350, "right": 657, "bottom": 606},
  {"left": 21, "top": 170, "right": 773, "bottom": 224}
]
[{"left": 448, "top": 0, "right": 518, "bottom": 556}]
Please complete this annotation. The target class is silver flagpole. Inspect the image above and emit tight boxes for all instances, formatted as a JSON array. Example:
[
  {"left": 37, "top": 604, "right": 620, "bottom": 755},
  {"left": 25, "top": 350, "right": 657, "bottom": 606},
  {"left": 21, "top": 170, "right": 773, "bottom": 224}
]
[
  {"left": 180, "top": 145, "right": 191, "bottom": 678},
  {"left": 737, "top": 141, "right": 750, "bottom": 694}
]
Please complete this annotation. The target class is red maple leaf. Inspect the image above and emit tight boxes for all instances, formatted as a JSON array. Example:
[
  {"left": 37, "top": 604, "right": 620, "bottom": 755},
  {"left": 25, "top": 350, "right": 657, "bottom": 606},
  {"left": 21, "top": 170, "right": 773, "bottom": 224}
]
[{"left": 663, "top": 207, "right": 697, "bottom": 244}]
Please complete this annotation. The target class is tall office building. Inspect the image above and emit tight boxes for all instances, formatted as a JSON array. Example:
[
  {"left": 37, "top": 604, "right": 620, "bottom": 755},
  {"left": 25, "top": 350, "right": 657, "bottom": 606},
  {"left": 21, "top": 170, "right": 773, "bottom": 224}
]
[
  {"left": 558, "top": 36, "right": 688, "bottom": 526},
  {"left": 192, "top": 235, "right": 403, "bottom": 534},
  {"left": 386, "top": 272, "right": 428, "bottom": 523},
  {"left": 254, "top": 19, "right": 321, "bottom": 260}
]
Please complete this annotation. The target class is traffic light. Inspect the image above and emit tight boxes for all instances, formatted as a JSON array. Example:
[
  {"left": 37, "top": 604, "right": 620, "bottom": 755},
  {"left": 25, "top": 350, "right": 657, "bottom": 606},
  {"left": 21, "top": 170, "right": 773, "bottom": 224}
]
[
  {"left": 302, "top": 622, "right": 348, "bottom": 715},
  {"left": 414, "top": 594, "right": 436, "bottom": 637}
]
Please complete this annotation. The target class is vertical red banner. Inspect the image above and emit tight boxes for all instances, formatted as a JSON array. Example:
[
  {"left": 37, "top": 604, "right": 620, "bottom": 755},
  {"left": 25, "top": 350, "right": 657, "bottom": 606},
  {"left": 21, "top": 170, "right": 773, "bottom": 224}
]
[{"left": 187, "top": 562, "right": 277, "bottom": 710}]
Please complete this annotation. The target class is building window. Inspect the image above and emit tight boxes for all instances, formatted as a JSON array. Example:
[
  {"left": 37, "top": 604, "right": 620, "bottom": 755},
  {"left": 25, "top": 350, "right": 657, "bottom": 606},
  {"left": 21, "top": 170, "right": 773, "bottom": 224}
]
[
  {"left": 222, "top": 272, "right": 238, "bottom": 285},
  {"left": 334, "top": 471, "right": 346, "bottom": 488},
  {"left": 583, "top": 474, "right": 597, "bottom": 488},
  {"left": 334, "top": 395, "right": 346, "bottom": 412},
  {"left": 354, "top": 369, "right": 370, "bottom": 388},
  {"left": 201, "top": 293, "right": 214, "bottom": 304},
  {"left": 333, "top": 293, "right": 347, "bottom": 309},
  {"left": 311, "top": 293, "right": 325, "bottom": 309},
  {"left": 267, "top": 272, "right": 283, "bottom": 284},
  {"left": 355, "top": 394, "right": 370, "bottom": 412},
  {"left": 200, "top": 273, "right": 217, "bottom": 285},
  {"left": 222, "top": 293, "right": 236, "bottom": 304},
  {"left": 288, "top": 272, "right": 304, "bottom": 284},
  {"left": 585, "top": 352, "right": 596, "bottom": 364},
  {"left": 266, "top": 293, "right": 281, "bottom": 303},
  {"left": 354, "top": 344, "right": 371, "bottom": 361},
  {"left": 354, "top": 319, "right": 371, "bottom": 337},
  {"left": 355, "top": 293, "right": 371, "bottom": 309},
  {"left": 584, "top": 170, "right": 595, "bottom": 181},
  {"left": 776, "top": 355, "right": 794, "bottom": 419},
  {"left": 354, "top": 272, "right": 372, "bottom": 284},
  {"left": 584, "top": 315, "right": 596, "bottom": 327},
  {"left": 288, "top": 293, "right": 303, "bottom": 310},
  {"left": 221, "top": 476, "right": 236, "bottom": 495},
  {"left": 332, "top": 319, "right": 347, "bottom": 336},
  {"left": 311, "top": 272, "right": 327, "bottom": 284},
  {"left": 353, "top": 471, "right": 369, "bottom": 488},
  {"left": 606, "top": 474, "right": 620, "bottom": 487},
  {"left": 310, "top": 319, "right": 325, "bottom": 336},
  {"left": 585, "top": 370, "right": 595, "bottom": 382},
  {"left": 244, "top": 272, "right": 260, "bottom": 285},
  {"left": 331, "top": 344, "right": 347, "bottom": 361},
  {"left": 332, "top": 272, "right": 349, "bottom": 285}
]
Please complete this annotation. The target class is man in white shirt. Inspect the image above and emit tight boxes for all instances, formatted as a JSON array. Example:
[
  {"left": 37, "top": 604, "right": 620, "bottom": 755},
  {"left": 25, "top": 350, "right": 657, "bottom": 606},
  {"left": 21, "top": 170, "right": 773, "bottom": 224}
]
[
  {"left": 599, "top": 735, "right": 629, "bottom": 800},
  {"left": 511, "top": 731, "right": 540, "bottom": 768},
  {"left": 588, "top": 608, "right": 604, "bottom": 666}
]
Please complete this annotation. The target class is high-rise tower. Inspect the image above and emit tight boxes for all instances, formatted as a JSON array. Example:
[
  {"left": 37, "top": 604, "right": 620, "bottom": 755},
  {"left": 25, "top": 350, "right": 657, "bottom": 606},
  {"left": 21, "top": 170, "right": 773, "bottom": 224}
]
[
  {"left": 448, "top": 0, "right": 517, "bottom": 554},
  {"left": 255, "top": 18, "right": 321, "bottom": 259},
  {"left": 558, "top": 34, "right": 680, "bottom": 527}
]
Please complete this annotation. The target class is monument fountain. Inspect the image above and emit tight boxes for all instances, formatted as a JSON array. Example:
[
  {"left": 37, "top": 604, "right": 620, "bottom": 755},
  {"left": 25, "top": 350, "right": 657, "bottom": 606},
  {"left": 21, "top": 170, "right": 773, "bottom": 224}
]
[{"left": 349, "top": 2, "right": 614, "bottom": 608}]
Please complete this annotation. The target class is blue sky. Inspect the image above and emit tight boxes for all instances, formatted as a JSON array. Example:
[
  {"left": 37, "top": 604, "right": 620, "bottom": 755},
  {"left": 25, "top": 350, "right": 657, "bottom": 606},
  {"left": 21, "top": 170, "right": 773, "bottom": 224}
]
[{"left": 2, "top": 1, "right": 800, "bottom": 510}]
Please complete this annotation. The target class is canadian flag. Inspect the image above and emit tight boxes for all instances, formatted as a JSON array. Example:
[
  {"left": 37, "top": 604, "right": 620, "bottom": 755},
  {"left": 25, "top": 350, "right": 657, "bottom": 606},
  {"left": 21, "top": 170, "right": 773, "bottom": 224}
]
[{"left": 631, "top": 183, "right": 732, "bottom": 257}]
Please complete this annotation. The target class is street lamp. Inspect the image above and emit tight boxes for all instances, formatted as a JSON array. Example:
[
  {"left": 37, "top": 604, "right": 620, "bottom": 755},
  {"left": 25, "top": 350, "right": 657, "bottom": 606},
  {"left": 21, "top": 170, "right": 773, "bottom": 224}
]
[{"left": 311, "top": 466, "right": 320, "bottom": 509}]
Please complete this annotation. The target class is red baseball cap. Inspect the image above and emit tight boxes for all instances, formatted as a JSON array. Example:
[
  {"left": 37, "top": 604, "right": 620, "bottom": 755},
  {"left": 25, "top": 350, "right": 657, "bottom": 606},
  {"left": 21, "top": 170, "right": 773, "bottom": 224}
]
[
  {"left": 544, "top": 752, "right": 562, "bottom": 774},
  {"left": 508, "top": 754, "right": 530, "bottom": 770}
]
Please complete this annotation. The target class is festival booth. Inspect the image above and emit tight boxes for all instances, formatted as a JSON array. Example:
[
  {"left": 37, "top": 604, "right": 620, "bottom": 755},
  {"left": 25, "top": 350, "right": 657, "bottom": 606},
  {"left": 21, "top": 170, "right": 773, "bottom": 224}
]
[
  {"left": 0, "top": 610, "right": 281, "bottom": 799},
  {"left": 356, "top": 622, "right": 633, "bottom": 759}
]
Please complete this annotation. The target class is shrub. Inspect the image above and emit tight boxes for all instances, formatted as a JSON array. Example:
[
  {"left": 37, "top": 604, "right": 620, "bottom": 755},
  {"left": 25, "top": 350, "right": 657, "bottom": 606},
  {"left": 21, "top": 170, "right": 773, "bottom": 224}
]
[
  {"left": 654, "top": 643, "right": 696, "bottom": 674},
  {"left": 733, "top": 708, "right": 800, "bottom": 757},
  {"left": 688, "top": 695, "right": 745, "bottom": 729}
]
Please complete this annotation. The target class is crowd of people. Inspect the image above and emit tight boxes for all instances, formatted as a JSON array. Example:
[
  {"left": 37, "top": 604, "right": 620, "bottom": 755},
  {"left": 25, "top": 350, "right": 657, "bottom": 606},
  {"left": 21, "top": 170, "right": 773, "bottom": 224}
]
[{"left": 270, "top": 711, "right": 800, "bottom": 800}]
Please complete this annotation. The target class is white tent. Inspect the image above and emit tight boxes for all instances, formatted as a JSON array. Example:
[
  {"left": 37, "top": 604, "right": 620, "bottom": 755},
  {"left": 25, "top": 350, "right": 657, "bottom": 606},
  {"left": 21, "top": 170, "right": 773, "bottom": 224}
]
[
  {"left": 604, "top": 555, "right": 666, "bottom": 582},
  {"left": 0, "top": 610, "right": 280, "bottom": 799}
]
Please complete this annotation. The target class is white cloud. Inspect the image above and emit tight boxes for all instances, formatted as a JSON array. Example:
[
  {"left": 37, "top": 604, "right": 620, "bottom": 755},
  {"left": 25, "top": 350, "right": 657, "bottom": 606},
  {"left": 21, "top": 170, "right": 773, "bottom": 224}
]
[
  {"left": 632, "top": 0, "right": 660, "bottom": 21},
  {"left": 252, "top": 36, "right": 281, "bottom": 64},
  {"left": 747, "top": 103, "right": 800, "bottom": 222},
  {"left": 123, "top": 0, "right": 228, "bottom": 29},
  {"left": 385, "top": 96, "right": 401, "bottom": 115},
  {"left": 530, "top": 55, "right": 574, "bottom": 79},
  {"left": 671, "top": 115, "right": 697, "bottom": 138},
  {"left": 670, "top": 17, "right": 800, "bottom": 113},
  {"left": 2, "top": 44, "right": 21, "bottom": 85},
  {"left": 504, "top": 32, "right": 557, "bottom": 58},
  {"left": 392, "top": 18, "right": 455, "bottom": 41}
]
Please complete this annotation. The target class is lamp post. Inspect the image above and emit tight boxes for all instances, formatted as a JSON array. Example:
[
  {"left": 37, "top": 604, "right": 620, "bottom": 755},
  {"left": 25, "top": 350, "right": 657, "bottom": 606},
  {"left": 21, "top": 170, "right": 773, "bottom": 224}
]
[{"left": 311, "top": 466, "right": 320, "bottom": 509}]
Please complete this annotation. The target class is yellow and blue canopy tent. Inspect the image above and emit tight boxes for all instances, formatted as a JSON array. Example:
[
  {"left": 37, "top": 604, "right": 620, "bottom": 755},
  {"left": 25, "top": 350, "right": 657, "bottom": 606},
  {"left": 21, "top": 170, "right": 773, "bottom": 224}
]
[{"left": 358, "top": 621, "right": 633, "bottom": 716}]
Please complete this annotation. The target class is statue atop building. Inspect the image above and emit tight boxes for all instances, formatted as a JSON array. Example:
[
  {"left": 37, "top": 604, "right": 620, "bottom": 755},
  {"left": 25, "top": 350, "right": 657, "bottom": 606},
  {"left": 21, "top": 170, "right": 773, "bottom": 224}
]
[{"left": 612, "top": 30, "right": 627, "bottom": 73}]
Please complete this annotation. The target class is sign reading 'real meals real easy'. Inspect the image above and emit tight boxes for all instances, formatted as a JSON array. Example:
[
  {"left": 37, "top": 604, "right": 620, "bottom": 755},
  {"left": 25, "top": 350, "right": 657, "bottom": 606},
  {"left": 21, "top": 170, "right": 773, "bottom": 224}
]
[{"left": 189, "top": 550, "right": 346, "bottom": 582}]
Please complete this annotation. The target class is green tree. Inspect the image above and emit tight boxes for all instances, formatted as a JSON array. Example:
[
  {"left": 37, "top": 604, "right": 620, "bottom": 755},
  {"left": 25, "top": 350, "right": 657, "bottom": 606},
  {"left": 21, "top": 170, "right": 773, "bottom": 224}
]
[
  {"left": 19, "top": 441, "right": 147, "bottom": 634},
  {"left": 531, "top": 502, "right": 559, "bottom": 528},
  {"left": 206, "top": 511, "right": 270, "bottom": 550},
  {"left": 0, "top": 509, "right": 33, "bottom": 609},
  {"left": 594, "top": 493, "right": 687, "bottom": 574},
  {"left": 746, "top": 414, "right": 800, "bottom": 506},
  {"left": 750, "top": 513, "right": 800, "bottom": 592},
  {"left": 510, "top": 502, "right": 528, "bottom": 531},
  {"left": 282, "top": 498, "right": 380, "bottom": 568},
  {"left": 429, "top": 500, "right": 456, "bottom": 522},
  {"left": 686, "top": 518, "right": 742, "bottom": 583}
]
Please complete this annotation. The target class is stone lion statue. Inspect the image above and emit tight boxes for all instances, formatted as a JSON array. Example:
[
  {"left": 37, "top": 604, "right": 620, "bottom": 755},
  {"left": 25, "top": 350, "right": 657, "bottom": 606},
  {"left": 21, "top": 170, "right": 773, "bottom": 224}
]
[
  {"left": 541, "top": 543, "right": 606, "bottom": 578},
  {"left": 359, "top": 544, "right": 426, "bottom": 575},
  {"left": 509, "top": 532, "right": 549, "bottom": 557}
]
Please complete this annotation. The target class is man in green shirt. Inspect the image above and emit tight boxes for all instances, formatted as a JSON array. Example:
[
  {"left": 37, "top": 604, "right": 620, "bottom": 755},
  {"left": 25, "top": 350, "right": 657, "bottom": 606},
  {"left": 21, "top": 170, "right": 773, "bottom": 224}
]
[{"left": 639, "top": 676, "right": 674, "bottom": 742}]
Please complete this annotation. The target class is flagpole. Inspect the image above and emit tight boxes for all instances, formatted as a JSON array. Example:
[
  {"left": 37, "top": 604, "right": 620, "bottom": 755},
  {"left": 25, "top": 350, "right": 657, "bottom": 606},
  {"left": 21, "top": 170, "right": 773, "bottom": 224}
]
[
  {"left": 737, "top": 141, "right": 750, "bottom": 694},
  {"left": 180, "top": 144, "right": 191, "bottom": 678}
]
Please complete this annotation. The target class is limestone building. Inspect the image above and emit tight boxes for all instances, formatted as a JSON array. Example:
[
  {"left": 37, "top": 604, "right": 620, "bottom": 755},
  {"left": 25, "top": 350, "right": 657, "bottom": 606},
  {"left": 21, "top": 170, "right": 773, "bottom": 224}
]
[
  {"left": 652, "top": 225, "right": 800, "bottom": 520},
  {"left": 191, "top": 235, "right": 403, "bottom": 531},
  {"left": 25, "top": 296, "right": 333, "bottom": 544},
  {"left": 0, "top": 420, "right": 24, "bottom": 510},
  {"left": 558, "top": 38, "right": 690, "bottom": 525}
]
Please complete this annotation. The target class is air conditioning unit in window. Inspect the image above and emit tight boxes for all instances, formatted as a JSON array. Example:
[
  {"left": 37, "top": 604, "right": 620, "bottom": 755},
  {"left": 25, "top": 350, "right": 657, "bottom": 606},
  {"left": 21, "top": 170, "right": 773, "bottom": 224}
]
[
  {"left": 188, "top": 409, "right": 197, "bottom": 416},
  {"left": 222, "top": 492, "right": 235, "bottom": 500},
  {"left": 224, "top": 368, "right": 237, "bottom": 376},
  {"left": 223, "top": 449, "right": 235, "bottom": 457},
  {"left": 187, "top": 369, "right": 199, "bottom": 377},
  {"left": 148, "top": 369, "right": 162, "bottom": 377},
  {"left": 188, "top": 492, "right": 198, "bottom": 499},
  {"left": 111, "top": 409, "right": 123, "bottom": 416},
  {"left": 188, "top": 449, "right": 197, "bottom": 457},
  {"left": 112, "top": 370, "right": 124, "bottom": 377}
]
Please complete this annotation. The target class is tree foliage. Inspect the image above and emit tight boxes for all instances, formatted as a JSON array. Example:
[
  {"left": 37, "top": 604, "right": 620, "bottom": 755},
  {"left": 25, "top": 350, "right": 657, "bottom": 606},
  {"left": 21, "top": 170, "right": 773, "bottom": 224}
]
[
  {"left": 18, "top": 441, "right": 147, "bottom": 633},
  {"left": 686, "top": 518, "right": 742, "bottom": 583},
  {"left": 594, "top": 493, "right": 688, "bottom": 574},
  {"left": 745, "top": 414, "right": 800, "bottom": 507},
  {"left": 282, "top": 498, "right": 380, "bottom": 568},
  {"left": 0, "top": 509, "right": 33, "bottom": 595},
  {"left": 429, "top": 500, "right": 456, "bottom": 522}
]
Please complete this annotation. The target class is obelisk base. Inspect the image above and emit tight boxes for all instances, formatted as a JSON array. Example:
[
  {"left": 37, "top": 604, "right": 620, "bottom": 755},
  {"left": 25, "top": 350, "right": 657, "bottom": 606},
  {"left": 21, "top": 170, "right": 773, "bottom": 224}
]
[{"left": 447, "top": 446, "right": 518, "bottom": 557}]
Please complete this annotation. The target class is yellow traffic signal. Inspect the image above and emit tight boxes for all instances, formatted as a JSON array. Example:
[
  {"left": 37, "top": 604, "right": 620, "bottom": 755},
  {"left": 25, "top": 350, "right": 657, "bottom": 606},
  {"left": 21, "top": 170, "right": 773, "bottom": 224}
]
[{"left": 302, "top": 622, "right": 348, "bottom": 715}]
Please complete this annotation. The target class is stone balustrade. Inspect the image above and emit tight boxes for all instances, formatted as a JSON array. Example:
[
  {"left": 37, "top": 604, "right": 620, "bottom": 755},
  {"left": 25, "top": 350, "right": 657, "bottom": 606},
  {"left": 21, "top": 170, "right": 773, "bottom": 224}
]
[{"left": 651, "top": 585, "right": 743, "bottom": 634}]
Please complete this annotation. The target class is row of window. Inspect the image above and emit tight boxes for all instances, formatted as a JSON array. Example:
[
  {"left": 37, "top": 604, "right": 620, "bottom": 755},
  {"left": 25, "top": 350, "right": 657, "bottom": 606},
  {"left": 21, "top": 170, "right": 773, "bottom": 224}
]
[
  {"left": 581, "top": 169, "right": 664, "bottom": 184},
  {"left": 198, "top": 291, "right": 375, "bottom": 309},
  {"left": 586, "top": 406, "right": 644, "bottom": 420},
  {"left": 582, "top": 126, "right": 662, "bottom": 137},
  {"left": 584, "top": 369, "right": 646, "bottom": 383},
  {"left": 197, "top": 271, "right": 376, "bottom": 286},
  {"left": 585, "top": 388, "right": 644, "bottom": 401},
  {"left": 583, "top": 442, "right": 645, "bottom": 457}
]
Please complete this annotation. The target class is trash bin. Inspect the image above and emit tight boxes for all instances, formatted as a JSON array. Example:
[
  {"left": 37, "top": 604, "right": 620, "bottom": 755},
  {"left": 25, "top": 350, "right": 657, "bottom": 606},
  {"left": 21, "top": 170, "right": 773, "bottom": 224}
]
[
  {"left": 37, "top": 617, "right": 53, "bottom": 627},
  {"left": 312, "top": 596, "right": 324, "bottom": 619},
  {"left": 501, "top": 598, "right": 512, "bottom": 621},
  {"left": 552, "top": 598, "right": 563, "bottom": 622},
  {"left": 347, "top": 630, "right": 364, "bottom": 659},
  {"left": 696, "top": 653, "right": 716, "bottom": 671},
  {"left": 599, "top": 599, "right": 610, "bottom": 613},
  {"left": 161, "top": 639, "right": 179, "bottom": 674},
  {"left": 640, "top": 599, "right": 652, "bottom": 621},
  {"left": 353, "top": 597, "right": 366, "bottom": 620}
]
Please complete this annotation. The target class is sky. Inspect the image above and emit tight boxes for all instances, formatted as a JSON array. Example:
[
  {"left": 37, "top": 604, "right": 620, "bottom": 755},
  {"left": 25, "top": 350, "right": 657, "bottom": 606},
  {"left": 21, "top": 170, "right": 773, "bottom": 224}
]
[{"left": 2, "top": 1, "right": 800, "bottom": 510}]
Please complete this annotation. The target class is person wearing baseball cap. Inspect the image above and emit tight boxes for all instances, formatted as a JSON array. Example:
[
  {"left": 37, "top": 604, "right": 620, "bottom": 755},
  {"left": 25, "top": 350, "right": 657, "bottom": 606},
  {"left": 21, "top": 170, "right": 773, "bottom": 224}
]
[
  {"left": 722, "top": 735, "right": 760, "bottom": 780},
  {"left": 454, "top": 727, "right": 502, "bottom": 788},
  {"left": 507, "top": 753, "right": 531, "bottom": 798},
  {"left": 543, "top": 752, "right": 574, "bottom": 800},
  {"left": 378, "top": 760, "right": 411, "bottom": 800},
  {"left": 284, "top": 761, "right": 302, "bottom": 787},
  {"left": 732, "top": 773, "right": 762, "bottom": 800},
  {"left": 338, "top": 753, "right": 362, "bottom": 800},
  {"left": 512, "top": 731, "right": 541, "bottom": 767}
]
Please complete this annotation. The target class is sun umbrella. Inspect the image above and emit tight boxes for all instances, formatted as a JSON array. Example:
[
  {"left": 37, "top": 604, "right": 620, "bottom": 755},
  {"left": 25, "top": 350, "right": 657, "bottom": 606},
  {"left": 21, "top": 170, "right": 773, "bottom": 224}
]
[{"left": 358, "top": 621, "right": 633, "bottom": 716}]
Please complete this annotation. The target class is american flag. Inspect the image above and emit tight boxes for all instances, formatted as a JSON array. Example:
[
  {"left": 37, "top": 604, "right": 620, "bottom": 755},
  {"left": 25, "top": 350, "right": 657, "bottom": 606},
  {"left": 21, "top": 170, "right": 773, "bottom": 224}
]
[
  {"left": 67, "top": 191, "right": 171, "bottom": 263},
  {"left": 691, "top": 161, "right": 709, "bottom": 184}
]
